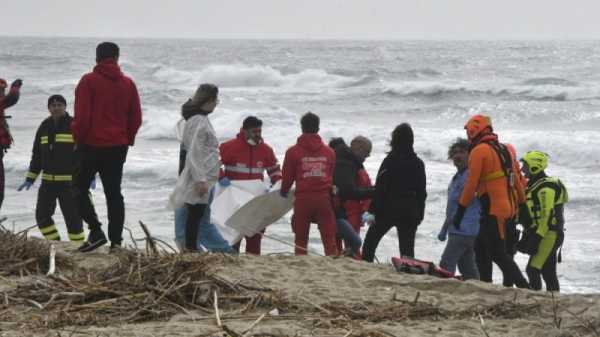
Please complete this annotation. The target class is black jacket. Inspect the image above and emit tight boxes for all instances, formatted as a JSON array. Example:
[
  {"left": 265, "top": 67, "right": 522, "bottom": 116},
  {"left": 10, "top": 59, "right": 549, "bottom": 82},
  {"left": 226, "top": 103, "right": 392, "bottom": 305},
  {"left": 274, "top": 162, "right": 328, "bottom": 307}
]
[
  {"left": 332, "top": 143, "right": 375, "bottom": 217},
  {"left": 370, "top": 151, "right": 427, "bottom": 225},
  {"left": 26, "top": 114, "right": 78, "bottom": 183}
]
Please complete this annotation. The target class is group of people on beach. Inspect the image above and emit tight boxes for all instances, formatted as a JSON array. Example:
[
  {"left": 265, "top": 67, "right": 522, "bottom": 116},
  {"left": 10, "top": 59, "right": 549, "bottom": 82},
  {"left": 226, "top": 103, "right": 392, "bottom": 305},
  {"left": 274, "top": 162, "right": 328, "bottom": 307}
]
[{"left": 0, "top": 42, "right": 567, "bottom": 292}]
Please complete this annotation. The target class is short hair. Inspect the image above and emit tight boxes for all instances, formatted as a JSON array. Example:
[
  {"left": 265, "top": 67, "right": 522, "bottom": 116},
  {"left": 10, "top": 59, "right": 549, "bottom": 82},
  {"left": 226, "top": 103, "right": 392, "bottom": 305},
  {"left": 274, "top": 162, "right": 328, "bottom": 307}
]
[
  {"left": 242, "top": 116, "right": 263, "bottom": 130},
  {"left": 328, "top": 137, "right": 346, "bottom": 149},
  {"left": 448, "top": 137, "right": 469, "bottom": 158},
  {"left": 47, "top": 94, "right": 67, "bottom": 107},
  {"left": 96, "top": 42, "right": 120, "bottom": 61},
  {"left": 300, "top": 112, "right": 320, "bottom": 133}
]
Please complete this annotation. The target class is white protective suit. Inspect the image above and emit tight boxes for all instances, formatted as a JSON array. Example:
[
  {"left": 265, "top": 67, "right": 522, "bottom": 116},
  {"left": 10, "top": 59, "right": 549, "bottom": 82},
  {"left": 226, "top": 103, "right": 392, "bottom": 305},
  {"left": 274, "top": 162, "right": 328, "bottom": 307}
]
[{"left": 169, "top": 114, "right": 220, "bottom": 208}]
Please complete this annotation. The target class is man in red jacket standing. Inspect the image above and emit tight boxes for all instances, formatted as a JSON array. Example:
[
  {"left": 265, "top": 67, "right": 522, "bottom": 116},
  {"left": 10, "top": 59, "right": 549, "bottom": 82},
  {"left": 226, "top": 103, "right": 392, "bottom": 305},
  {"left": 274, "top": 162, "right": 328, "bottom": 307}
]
[
  {"left": 280, "top": 112, "right": 337, "bottom": 256},
  {"left": 219, "top": 116, "right": 281, "bottom": 255},
  {"left": 72, "top": 42, "right": 142, "bottom": 252},
  {"left": 0, "top": 77, "right": 22, "bottom": 211}
]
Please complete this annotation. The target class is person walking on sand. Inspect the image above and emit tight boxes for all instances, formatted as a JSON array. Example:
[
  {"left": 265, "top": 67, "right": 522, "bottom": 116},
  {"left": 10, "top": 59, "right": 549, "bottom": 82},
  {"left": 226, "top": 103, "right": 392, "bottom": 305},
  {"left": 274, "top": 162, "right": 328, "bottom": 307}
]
[
  {"left": 72, "top": 42, "right": 142, "bottom": 252},
  {"left": 220, "top": 116, "right": 282, "bottom": 255},
  {"left": 17, "top": 95, "right": 85, "bottom": 243},
  {"left": 362, "top": 123, "right": 427, "bottom": 262},
  {"left": 169, "top": 84, "right": 221, "bottom": 252},
  {"left": 0, "top": 77, "right": 23, "bottom": 211},
  {"left": 453, "top": 115, "right": 529, "bottom": 288},
  {"left": 437, "top": 138, "right": 480, "bottom": 280},
  {"left": 280, "top": 112, "right": 338, "bottom": 256},
  {"left": 517, "top": 151, "right": 567, "bottom": 292}
]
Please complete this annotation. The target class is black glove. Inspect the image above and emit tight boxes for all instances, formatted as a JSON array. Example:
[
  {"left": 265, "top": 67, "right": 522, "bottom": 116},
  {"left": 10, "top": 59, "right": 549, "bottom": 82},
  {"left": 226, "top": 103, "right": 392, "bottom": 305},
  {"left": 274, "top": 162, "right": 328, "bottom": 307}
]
[
  {"left": 518, "top": 203, "right": 532, "bottom": 226},
  {"left": 10, "top": 79, "right": 22, "bottom": 89},
  {"left": 452, "top": 205, "right": 466, "bottom": 230},
  {"left": 517, "top": 232, "right": 543, "bottom": 256}
]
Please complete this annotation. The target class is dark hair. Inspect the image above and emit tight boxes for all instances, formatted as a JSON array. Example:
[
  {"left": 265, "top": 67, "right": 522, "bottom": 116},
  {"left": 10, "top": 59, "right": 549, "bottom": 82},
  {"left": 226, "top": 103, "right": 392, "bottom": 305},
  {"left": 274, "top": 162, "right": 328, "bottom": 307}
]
[
  {"left": 96, "top": 42, "right": 120, "bottom": 61},
  {"left": 193, "top": 83, "right": 219, "bottom": 106},
  {"left": 389, "top": 123, "right": 414, "bottom": 154},
  {"left": 242, "top": 116, "right": 263, "bottom": 130},
  {"left": 300, "top": 112, "right": 320, "bottom": 134},
  {"left": 47, "top": 94, "right": 67, "bottom": 107},
  {"left": 328, "top": 137, "right": 345, "bottom": 149},
  {"left": 447, "top": 138, "right": 469, "bottom": 158}
]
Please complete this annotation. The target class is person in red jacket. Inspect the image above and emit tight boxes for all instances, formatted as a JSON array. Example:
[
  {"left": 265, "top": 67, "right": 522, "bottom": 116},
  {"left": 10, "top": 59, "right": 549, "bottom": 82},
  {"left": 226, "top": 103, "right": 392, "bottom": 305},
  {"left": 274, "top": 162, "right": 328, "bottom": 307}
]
[
  {"left": 280, "top": 112, "right": 337, "bottom": 256},
  {"left": 72, "top": 42, "right": 142, "bottom": 252},
  {"left": 219, "top": 116, "right": 282, "bottom": 255},
  {"left": 0, "top": 77, "right": 23, "bottom": 210},
  {"left": 346, "top": 168, "right": 373, "bottom": 233}
]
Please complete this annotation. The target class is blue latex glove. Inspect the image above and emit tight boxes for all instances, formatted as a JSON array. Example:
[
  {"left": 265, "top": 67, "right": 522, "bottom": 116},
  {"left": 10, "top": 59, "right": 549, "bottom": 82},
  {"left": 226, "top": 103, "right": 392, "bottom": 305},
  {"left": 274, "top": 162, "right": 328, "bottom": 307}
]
[
  {"left": 219, "top": 177, "right": 231, "bottom": 187},
  {"left": 90, "top": 178, "right": 96, "bottom": 190},
  {"left": 17, "top": 180, "right": 33, "bottom": 191},
  {"left": 437, "top": 231, "right": 447, "bottom": 242},
  {"left": 361, "top": 212, "right": 375, "bottom": 226}
]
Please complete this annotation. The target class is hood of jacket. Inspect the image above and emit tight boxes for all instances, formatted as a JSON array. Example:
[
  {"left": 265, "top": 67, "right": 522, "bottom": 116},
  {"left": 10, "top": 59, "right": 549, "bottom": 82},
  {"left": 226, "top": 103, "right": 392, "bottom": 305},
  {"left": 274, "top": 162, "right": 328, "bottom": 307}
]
[
  {"left": 297, "top": 133, "right": 324, "bottom": 152},
  {"left": 93, "top": 59, "right": 124, "bottom": 81},
  {"left": 335, "top": 142, "right": 364, "bottom": 167},
  {"left": 181, "top": 99, "right": 210, "bottom": 120}
]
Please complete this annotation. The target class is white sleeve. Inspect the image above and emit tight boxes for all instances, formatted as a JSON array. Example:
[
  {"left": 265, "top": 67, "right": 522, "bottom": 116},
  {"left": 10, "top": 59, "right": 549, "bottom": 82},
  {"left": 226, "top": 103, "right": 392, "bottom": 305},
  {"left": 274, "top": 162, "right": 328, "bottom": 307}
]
[{"left": 186, "top": 117, "right": 219, "bottom": 183}]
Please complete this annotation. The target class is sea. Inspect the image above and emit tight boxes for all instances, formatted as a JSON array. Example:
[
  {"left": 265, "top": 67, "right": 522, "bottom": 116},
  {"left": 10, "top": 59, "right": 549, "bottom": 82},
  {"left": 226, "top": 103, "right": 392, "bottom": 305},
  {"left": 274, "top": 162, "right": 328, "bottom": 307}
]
[{"left": 1, "top": 37, "right": 598, "bottom": 293}]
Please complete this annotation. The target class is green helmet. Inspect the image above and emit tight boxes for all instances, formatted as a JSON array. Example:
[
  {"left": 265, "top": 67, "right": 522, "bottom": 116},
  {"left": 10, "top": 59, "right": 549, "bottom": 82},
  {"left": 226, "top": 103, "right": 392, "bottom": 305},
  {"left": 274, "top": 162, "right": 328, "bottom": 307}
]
[{"left": 521, "top": 150, "right": 549, "bottom": 175}]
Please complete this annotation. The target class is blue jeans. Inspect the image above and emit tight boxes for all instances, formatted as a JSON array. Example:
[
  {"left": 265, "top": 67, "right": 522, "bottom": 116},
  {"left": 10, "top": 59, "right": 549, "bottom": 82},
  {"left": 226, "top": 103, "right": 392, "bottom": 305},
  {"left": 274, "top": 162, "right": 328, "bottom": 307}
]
[
  {"left": 174, "top": 189, "right": 234, "bottom": 253},
  {"left": 439, "top": 233, "right": 479, "bottom": 280},
  {"left": 336, "top": 218, "right": 362, "bottom": 255}
]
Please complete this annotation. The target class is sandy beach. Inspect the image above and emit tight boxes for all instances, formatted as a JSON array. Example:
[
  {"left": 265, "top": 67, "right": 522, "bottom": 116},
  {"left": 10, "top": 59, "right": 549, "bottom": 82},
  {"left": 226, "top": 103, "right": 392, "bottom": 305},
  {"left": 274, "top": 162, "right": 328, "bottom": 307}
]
[{"left": 1, "top": 236, "right": 599, "bottom": 337}]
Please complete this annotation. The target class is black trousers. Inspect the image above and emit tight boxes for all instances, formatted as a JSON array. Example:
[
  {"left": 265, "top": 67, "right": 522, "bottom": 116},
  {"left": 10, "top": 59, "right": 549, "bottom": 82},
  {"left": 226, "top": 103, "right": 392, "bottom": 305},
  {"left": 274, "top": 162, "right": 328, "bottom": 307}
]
[
  {"left": 75, "top": 145, "right": 128, "bottom": 244},
  {"left": 36, "top": 182, "right": 84, "bottom": 241},
  {"left": 185, "top": 203, "right": 207, "bottom": 251},
  {"left": 362, "top": 221, "right": 418, "bottom": 262},
  {"left": 475, "top": 215, "right": 529, "bottom": 289}
]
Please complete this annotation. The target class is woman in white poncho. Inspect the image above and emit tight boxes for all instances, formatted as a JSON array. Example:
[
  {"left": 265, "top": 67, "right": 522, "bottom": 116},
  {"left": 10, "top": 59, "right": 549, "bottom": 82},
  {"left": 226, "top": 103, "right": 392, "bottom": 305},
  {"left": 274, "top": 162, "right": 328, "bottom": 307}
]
[{"left": 169, "top": 84, "right": 220, "bottom": 251}]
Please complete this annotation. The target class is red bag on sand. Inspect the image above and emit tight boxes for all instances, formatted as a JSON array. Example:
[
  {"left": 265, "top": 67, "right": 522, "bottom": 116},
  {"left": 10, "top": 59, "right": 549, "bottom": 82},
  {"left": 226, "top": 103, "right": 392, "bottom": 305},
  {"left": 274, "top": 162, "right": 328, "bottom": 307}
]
[{"left": 391, "top": 256, "right": 456, "bottom": 279}]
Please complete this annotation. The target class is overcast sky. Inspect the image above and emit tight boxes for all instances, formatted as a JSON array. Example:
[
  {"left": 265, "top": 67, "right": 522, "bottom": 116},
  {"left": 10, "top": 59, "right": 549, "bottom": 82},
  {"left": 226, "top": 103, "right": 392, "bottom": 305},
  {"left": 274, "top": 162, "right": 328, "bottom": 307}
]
[{"left": 3, "top": 0, "right": 600, "bottom": 39}]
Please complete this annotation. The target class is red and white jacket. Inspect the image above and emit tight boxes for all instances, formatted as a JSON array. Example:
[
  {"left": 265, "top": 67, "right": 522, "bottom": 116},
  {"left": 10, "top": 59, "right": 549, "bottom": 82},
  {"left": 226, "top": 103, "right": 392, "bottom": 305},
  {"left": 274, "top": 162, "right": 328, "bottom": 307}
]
[
  {"left": 219, "top": 130, "right": 281, "bottom": 184},
  {"left": 281, "top": 133, "right": 336, "bottom": 196}
]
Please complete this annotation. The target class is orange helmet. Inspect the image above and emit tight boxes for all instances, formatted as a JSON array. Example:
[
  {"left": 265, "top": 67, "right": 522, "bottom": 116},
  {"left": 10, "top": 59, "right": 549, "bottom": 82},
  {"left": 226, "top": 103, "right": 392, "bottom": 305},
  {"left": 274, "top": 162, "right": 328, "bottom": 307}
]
[{"left": 464, "top": 114, "right": 492, "bottom": 140}]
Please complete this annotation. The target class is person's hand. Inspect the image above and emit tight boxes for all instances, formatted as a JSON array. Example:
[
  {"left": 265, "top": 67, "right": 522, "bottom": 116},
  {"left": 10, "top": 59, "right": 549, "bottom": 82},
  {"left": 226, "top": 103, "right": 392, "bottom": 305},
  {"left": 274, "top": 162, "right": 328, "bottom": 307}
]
[
  {"left": 361, "top": 212, "right": 375, "bottom": 226},
  {"left": 452, "top": 205, "right": 466, "bottom": 230},
  {"left": 218, "top": 177, "right": 231, "bottom": 187},
  {"left": 90, "top": 178, "right": 96, "bottom": 190},
  {"left": 280, "top": 190, "right": 289, "bottom": 198},
  {"left": 17, "top": 180, "right": 32, "bottom": 191},
  {"left": 196, "top": 181, "right": 209, "bottom": 197},
  {"left": 437, "top": 230, "right": 447, "bottom": 242},
  {"left": 10, "top": 79, "right": 22, "bottom": 89}
]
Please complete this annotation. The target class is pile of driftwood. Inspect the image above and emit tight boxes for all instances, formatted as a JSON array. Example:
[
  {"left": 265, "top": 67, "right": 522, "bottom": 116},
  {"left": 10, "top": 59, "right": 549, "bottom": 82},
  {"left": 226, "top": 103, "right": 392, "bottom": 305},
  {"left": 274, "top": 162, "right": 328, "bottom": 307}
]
[{"left": 0, "top": 224, "right": 71, "bottom": 277}]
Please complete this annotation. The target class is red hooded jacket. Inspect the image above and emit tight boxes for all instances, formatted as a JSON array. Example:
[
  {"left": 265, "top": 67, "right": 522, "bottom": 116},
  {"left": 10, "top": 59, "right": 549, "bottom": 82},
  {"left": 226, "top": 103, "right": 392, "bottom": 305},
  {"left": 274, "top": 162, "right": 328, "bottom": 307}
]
[
  {"left": 72, "top": 59, "right": 142, "bottom": 147},
  {"left": 281, "top": 133, "right": 335, "bottom": 196},
  {"left": 219, "top": 130, "right": 281, "bottom": 184},
  {"left": 0, "top": 84, "right": 20, "bottom": 149}
]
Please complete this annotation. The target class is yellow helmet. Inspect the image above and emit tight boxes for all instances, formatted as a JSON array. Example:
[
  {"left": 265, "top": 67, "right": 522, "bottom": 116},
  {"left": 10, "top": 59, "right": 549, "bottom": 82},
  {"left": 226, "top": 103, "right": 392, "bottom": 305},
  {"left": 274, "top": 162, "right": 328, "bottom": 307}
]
[{"left": 521, "top": 150, "right": 549, "bottom": 175}]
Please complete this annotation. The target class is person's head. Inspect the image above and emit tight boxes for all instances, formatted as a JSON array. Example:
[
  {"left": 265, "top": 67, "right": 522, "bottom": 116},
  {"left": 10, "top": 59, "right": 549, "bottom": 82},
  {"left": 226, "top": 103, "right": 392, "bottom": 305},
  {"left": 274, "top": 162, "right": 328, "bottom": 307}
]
[
  {"left": 242, "top": 116, "right": 263, "bottom": 146},
  {"left": 191, "top": 83, "right": 219, "bottom": 113},
  {"left": 96, "top": 42, "right": 120, "bottom": 63},
  {"left": 0, "top": 78, "right": 7, "bottom": 97},
  {"left": 448, "top": 138, "right": 469, "bottom": 171},
  {"left": 389, "top": 123, "right": 414, "bottom": 154},
  {"left": 520, "top": 150, "right": 549, "bottom": 179},
  {"left": 464, "top": 114, "right": 493, "bottom": 141},
  {"left": 350, "top": 135, "right": 372, "bottom": 162},
  {"left": 300, "top": 112, "right": 319, "bottom": 134},
  {"left": 47, "top": 95, "right": 67, "bottom": 119},
  {"left": 328, "top": 137, "right": 345, "bottom": 149}
]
